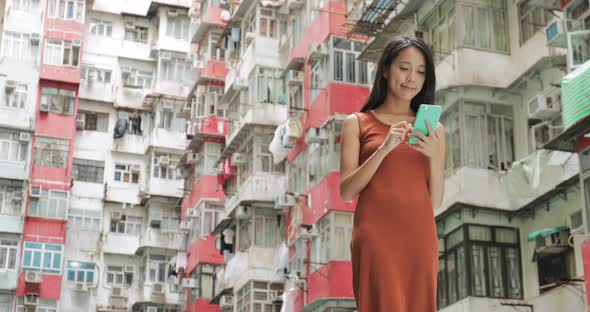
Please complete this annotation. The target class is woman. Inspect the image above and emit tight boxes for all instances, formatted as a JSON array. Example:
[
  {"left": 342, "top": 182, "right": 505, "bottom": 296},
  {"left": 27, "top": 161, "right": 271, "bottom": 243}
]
[{"left": 339, "top": 35, "right": 445, "bottom": 311}]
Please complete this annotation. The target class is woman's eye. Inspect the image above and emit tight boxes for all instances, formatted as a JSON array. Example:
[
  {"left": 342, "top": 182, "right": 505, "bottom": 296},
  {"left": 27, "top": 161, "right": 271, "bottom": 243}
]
[
  {"left": 418, "top": 71, "right": 425, "bottom": 75},
  {"left": 400, "top": 67, "right": 409, "bottom": 71}
]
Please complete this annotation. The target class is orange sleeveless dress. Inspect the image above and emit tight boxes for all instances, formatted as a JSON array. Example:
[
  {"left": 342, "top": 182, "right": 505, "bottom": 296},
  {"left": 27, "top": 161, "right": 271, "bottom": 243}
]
[{"left": 350, "top": 111, "right": 438, "bottom": 312}]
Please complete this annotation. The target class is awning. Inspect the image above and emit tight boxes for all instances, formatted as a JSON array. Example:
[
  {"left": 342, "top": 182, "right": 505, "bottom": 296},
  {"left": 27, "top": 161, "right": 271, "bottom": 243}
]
[
  {"left": 211, "top": 218, "right": 234, "bottom": 236},
  {"left": 527, "top": 226, "right": 569, "bottom": 241},
  {"left": 209, "top": 287, "right": 233, "bottom": 305}
]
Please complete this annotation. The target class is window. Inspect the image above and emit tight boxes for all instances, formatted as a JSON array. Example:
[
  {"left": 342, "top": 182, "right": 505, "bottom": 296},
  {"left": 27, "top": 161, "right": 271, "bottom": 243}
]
[
  {"left": 519, "top": 2, "right": 553, "bottom": 44},
  {"left": 106, "top": 265, "right": 133, "bottom": 287},
  {"left": 254, "top": 68, "right": 286, "bottom": 104},
  {"left": 40, "top": 87, "right": 75, "bottom": 115},
  {"left": 0, "top": 181, "right": 23, "bottom": 215},
  {"left": 537, "top": 251, "right": 571, "bottom": 293},
  {"left": 43, "top": 40, "right": 80, "bottom": 66},
  {"left": 441, "top": 102, "right": 514, "bottom": 175},
  {"left": 310, "top": 58, "right": 326, "bottom": 103},
  {"left": 72, "top": 158, "right": 104, "bottom": 183},
  {"left": 122, "top": 68, "right": 153, "bottom": 89},
  {"left": 13, "top": 0, "right": 32, "bottom": 11},
  {"left": 89, "top": 19, "right": 112, "bottom": 37},
  {"left": 47, "top": 0, "right": 84, "bottom": 21},
  {"left": 190, "top": 264, "right": 220, "bottom": 299},
  {"left": 166, "top": 16, "right": 190, "bottom": 40},
  {"left": 194, "top": 203, "right": 223, "bottom": 237},
  {"left": 81, "top": 66, "right": 112, "bottom": 83},
  {"left": 461, "top": 0, "right": 507, "bottom": 52},
  {"left": 158, "top": 108, "right": 186, "bottom": 131},
  {"left": 3, "top": 82, "right": 27, "bottom": 109},
  {"left": 152, "top": 152, "right": 182, "bottom": 180},
  {"left": 148, "top": 254, "right": 169, "bottom": 283},
  {"left": 161, "top": 57, "right": 192, "bottom": 82},
  {"left": 110, "top": 214, "right": 142, "bottom": 235},
  {"left": 0, "top": 240, "right": 18, "bottom": 270},
  {"left": 114, "top": 163, "right": 140, "bottom": 184},
  {"left": 312, "top": 212, "right": 353, "bottom": 265},
  {"left": 1, "top": 32, "right": 31, "bottom": 60},
  {"left": 67, "top": 208, "right": 101, "bottom": 231},
  {"left": 124, "top": 24, "right": 148, "bottom": 43},
  {"left": 17, "top": 298, "right": 57, "bottom": 312},
  {"left": 0, "top": 130, "right": 28, "bottom": 162},
  {"left": 0, "top": 295, "right": 14, "bottom": 312},
  {"left": 237, "top": 209, "right": 281, "bottom": 251},
  {"left": 259, "top": 9, "right": 277, "bottom": 38},
  {"left": 67, "top": 261, "right": 95, "bottom": 283},
  {"left": 235, "top": 280, "right": 283, "bottom": 312},
  {"left": 288, "top": 153, "right": 306, "bottom": 194},
  {"left": 76, "top": 111, "right": 108, "bottom": 132},
  {"left": 22, "top": 242, "right": 63, "bottom": 274},
  {"left": 437, "top": 224, "right": 522, "bottom": 309},
  {"left": 28, "top": 189, "right": 68, "bottom": 219},
  {"left": 34, "top": 136, "right": 69, "bottom": 168},
  {"left": 204, "top": 143, "right": 221, "bottom": 175},
  {"left": 332, "top": 37, "right": 368, "bottom": 85}
]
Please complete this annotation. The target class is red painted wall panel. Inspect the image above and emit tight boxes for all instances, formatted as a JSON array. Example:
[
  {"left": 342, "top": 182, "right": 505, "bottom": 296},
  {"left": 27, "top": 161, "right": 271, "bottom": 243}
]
[
  {"left": 307, "top": 261, "right": 354, "bottom": 304},
  {"left": 23, "top": 218, "right": 67, "bottom": 242},
  {"left": 203, "top": 6, "right": 227, "bottom": 26},
  {"left": 188, "top": 298, "right": 222, "bottom": 312},
  {"left": 583, "top": 239, "right": 590, "bottom": 311},
  {"left": 201, "top": 59, "right": 229, "bottom": 82},
  {"left": 45, "top": 19, "right": 84, "bottom": 34},
  {"left": 181, "top": 175, "right": 225, "bottom": 220},
  {"left": 17, "top": 272, "right": 63, "bottom": 299},
  {"left": 186, "top": 236, "right": 224, "bottom": 275}
]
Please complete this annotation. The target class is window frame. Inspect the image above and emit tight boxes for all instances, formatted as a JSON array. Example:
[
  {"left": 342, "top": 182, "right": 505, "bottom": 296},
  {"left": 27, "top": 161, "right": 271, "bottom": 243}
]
[
  {"left": 28, "top": 189, "right": 68, "bottom": 220},
  {"left": 1, "top": 31, "right": 31, "bottom": 60},
  {"left": 109, "top": 214, "right": 143, "bottom": 236},
  {"left": 43, "top": 39, "right": 80, "bottom": 67},
  {"left": 33, "top": 135, "right": 69, "bottom": 168},
  {"left": 0, "top": 239, "right": 18, "bottom": 271},
  {"left": 89, "top": 19, "right": 113, "bottom": 37},
  {"left": 72, "top": 158, "right": 105, "bottom": 183},
  {"left": 0, "top": 130, "right": 29, "bottom": 163},
  {"left": 40, "top": 87, "right": 76, "bottom": 116},
  {"left": 47, "top": 0, "right": 85, "bottom": 22},
  {"left": 106, "top": 265, "right": 134, "bottom": 287},
  {"left": 3, "top": 82, "right": 28, "bottom": 109},
  {"left": 22, "top": 242, "right": 63, "bottom": 274},
  {"left": 66, "top": 261, "right": 96, "bottom": 284},
  {"left": 113, "top": 163, "right": 140, "bottom": 184}
]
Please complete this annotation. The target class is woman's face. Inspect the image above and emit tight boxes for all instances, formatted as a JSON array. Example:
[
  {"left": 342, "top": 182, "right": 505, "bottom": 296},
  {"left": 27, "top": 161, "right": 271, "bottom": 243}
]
[{"left": 385, "top": 47, "right": 427, "bottom": 103}]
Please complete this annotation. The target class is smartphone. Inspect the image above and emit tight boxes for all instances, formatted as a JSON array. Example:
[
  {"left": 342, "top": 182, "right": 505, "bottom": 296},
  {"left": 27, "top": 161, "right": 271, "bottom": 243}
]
[{"left": 408, "top": 104, "right": 442, "bottom": 145}]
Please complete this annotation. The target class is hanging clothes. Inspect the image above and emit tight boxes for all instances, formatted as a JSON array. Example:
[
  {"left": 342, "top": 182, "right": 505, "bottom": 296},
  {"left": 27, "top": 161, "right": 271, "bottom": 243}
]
[
  {"left": 270, "top": 123, "right": 289, "bottom": 163},
  {"left": 286, "top": 118, "right": 302, "bottom": 140},
  {"left": 231, "top": 27, "right": 241, "bottom": 43}
]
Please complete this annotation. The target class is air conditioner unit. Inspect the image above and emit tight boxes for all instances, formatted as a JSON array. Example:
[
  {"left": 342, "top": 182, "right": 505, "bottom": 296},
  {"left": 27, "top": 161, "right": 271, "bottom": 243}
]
[
  {"left": 111, "top": 211, "right": 123, "bottom": 220},
  {"left": 5, "top": 80, "right": 15, "bottom": 91},
  {"left": 162, "top": 100, "right": 174, "bottom": 110},
  {"left": 299, "top": 224, "right": 318, "bottom": 239},
  {"left": 147, "top": 307, "right": 157, "bottom": 312},
  {"left": 531, "top": 121, "right": 562, "bottom": 148},
  {"left": 186, "top": 152, "right": 198, "bottom": 164},
  {"left": 24, "top": 294, "right": 38, "bottom": 306},
  {"left": 72, "top": 39, "right": 81, "bottom": 46},
  {"left": 545, "top": 19, "right": 571, "bottom": 47},
  {"left": 19, "top": 132, "right": 31, "bottom": 142},
  {"left": 274, "top": 194, "right": 296, "bottom": 209},
  {"left": 152, "top": 283, "right": 165, "bottom": 295},
  {"left": 231, "top": 152, "right": 245, "bottom": 165},
  {"left": 245, "top": 31, "right": 256, "bottom": 44},
  {"left": 181, "top": 278, "right": 197, "bottom": 288},
  {"left": 235, "top": 205, "right": 250, "bottom": 219},
  {"left": 167, "top": 8, "right": 178, "bottom": 16},
  {"left": 534, "top": 228, "right": 571, "bottom": 255},
  {"left": 161, "top": 51, "right": 173, "bottom": 61},
  {"left": 570, "top": 210, "right": 584, "bottom": 234},
  {"left": 25, "top": 271, "right": 42, "bottom": 283},
  {"left": 76, "top": 116, "right": 85, "bottom": 130},
  {"left": 159, "top": 156, "right": 171, "bottom": 165},
  {"left": 305, "top": 127, "right": 327, "bottom": 144},
  {"left": 179, "top": 220, "right": 190, "bottom": 231},
  {"left": 29, "top": 186, "right": 41, "bottom": 198},
  {"left": 194, "top": 60, "right": 204, "bottom": 69},
  {"left": 308, "top": 42, "right": 328, "bottom": 60},
  {"left": 287, "top": 0, "right": 304, "bottom": 9},
  {"left": 111, "top": 286, "right": 126, "bottom": 297},
  {"left": 39, "top": 101, "right": 50, "bottom": 113},
  {"left": 150, "top": 212, "right": 162, "bottom": 227},
  {"left": 220, "top": 295, "right": 234, "bottom": 307},
  {"left": 73, "top": 281, "right": 89, "bottom": 292},
  {"left": 528, "top": 87, "right": 562, "bottom": 120},
  {"left": 30, "top": 33, "right": 40, "bottom": 43},
  {"left": 270, "top": 289, "right": 284, "bottom": 302}
]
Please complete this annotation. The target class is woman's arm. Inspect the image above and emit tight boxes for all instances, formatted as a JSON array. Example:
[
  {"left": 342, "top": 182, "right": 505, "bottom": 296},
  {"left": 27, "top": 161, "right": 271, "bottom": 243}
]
[
  {"left": 339, "top": 114, "right": 409, "bottom": 202},
  {"left": 427, "top": 123, "right": 446, "bottom": 210}
]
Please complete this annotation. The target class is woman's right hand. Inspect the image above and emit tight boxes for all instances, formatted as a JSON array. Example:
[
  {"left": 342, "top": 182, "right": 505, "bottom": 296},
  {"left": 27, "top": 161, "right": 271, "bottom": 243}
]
[{"left": 380, "top": 121, "right": 411, "bottom": 153}]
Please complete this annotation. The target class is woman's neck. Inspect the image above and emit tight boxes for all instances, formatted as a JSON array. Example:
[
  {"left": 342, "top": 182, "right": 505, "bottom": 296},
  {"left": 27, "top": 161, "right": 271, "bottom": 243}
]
[{"left": 373, "top": 94, "right": 413, "bottom": 115}]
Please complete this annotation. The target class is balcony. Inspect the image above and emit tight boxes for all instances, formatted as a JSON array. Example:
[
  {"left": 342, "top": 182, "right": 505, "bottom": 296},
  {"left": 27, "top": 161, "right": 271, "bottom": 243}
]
[
  {"left": 197, "top": 59, "right": 228, "bottom": 84},
  {"left": 112, "top": 133, "right": 149, "bottom": 155},
  {"left": 136, "top": 228, "right": 184, "bottom": 254},
  {"left": 103, "top": 232, "right": 140, "bottom": 255},
  {"left": 186, "top": 116, "right": 229, "bottom": 150},
  {"left": 191, "top": 6, "right": 228, "bottom": 44},
  {"left": 219, "top": 104, "right": 288, "bottom": 164},
  {"left": 223, "top": 250, "right": 284, "bottom": 291},
  {"left": 149, "top": 127, "right": 186, "bottom": 151},
  {"left": 0, "top": 214, "right": 24, "bottom": 234},
  {"left": 0, "top": 159, "right": 29, "bottom": 181},
  {"left": 304, "top": 261, "right": 355, "bottom": 312},
  {"left": 145, "top": 177, "right": 184, "bottom": 198},
  {"left": 0, "top": 271, "right": 18, "bottom": 289},
  {"left": 138, "top": 283, "right": 183, "bottom": 306},
  {"left": 224, "top": 173, "right": 286, "bottom": 215}
]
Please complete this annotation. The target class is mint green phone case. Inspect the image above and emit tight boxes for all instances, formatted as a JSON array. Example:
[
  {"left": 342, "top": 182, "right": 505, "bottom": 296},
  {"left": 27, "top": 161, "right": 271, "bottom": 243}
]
[{"left": 408, "top": 104, "right": 442, "bottom": 145}]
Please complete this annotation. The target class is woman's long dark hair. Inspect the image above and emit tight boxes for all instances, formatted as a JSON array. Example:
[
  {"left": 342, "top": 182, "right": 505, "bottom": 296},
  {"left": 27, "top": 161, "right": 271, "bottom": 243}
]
[{"left": 360, "top": 35, "right": 436, "bottom": 114}]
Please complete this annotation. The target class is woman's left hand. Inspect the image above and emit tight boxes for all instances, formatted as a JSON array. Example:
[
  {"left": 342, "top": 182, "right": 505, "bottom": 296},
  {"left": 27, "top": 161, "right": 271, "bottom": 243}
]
[{"left": 407, "top": 121, "right": 444, "bottom": 163}]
